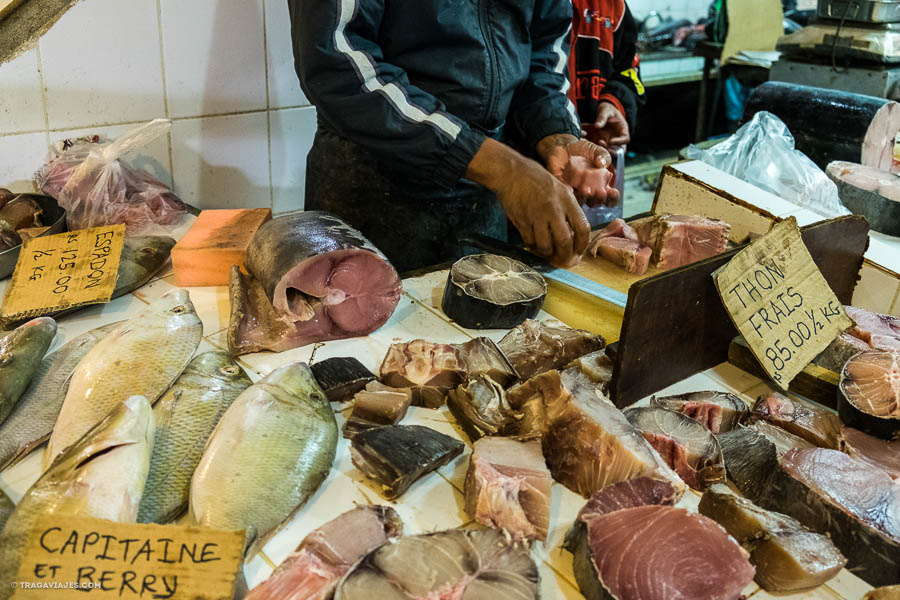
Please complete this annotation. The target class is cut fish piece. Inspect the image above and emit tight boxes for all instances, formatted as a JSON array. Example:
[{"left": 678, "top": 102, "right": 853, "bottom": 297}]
[
  {"left": 454, "top": 337, "right": 517, "bottom": 387},
  {"left": 826, "top": 161, "right": 900, "bottom": 236},
  {"left": 718, "top": 426, "right": 779, "bottom": 504},
  {"left": 625, "top": 406, "right": 725, "bottom": 490},
  {"left": 498, "top": 319, "right": 605, "bottom": 381},
  {"left": 846, "top": 305, "right": 900, "bottom": 351},
  {"left": 864, "top": 586, "right": 900, "bottom": 600},
  {"left": 464, "top": 437, "right": 551, "bottom": 541},
  {"left": 751, "top": 391, "right": 842, "bottom": 448},
  {"left": 650, "top": 390, "right": 748, "bottom": 433},
  {"left": 633, "top": 213, "right": 731, "bottom": 270},
  {"left": 699, "top": 484, "right": 846, "bottom": 592},
  {"left": 246, "top": 505, "right": 402, "bottom": 600},
  {"left": 379, "top": 340, "right": 465, "bottom": 408},
  {"left": 840, "top": 426, "right": 900, "bottom": 479},
  {"left": 563, "top": 350, "right": 614, "bottom": 394},
  {"left": 311, "top": 357, "right": 376, "bottom": 403},
  {"left": 350, "top": 425, "right": 464, "bottom": 499},
  {"left": 507, "top": 369, "right": 685, "bottom": 498},
  {"left": 839, "top": 349, "right": 900, "bottom": 438},
  {"left": 334, "top": 528, "right": 539, "bottom": 600},
  {"left": 342, "top": 383, "right": 411, "bottom": 440},
  {"left": 441, "top": 254, "right": 546, "bottom": 329},
  {"left": 749, "top": 420, "right": 815, "bottom": 458},
  {"left": 591, "top": 236, "right": 651, "bottom": 275},
  {"left": 815, "top": 332, "right": 873, "bottom": 372},
  {"left": 447, "top": 375, "right": 515, "bottom": 440},
  {"left": 590, "top": 217, "right": 639, "bottom": 243}
]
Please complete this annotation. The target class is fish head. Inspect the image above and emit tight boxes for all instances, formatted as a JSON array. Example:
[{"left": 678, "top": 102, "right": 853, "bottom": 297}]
[
  {"left": 262, "top": 362, "right": 328, "bottom": 406},
  {"left": 186, "top": 350, "right": 252, "bottom": 385},
  {"left": 0, "top": 316, "right": 56, "bottom": 377},
  {"left": 41, "top": 395, "right": 154, "bottom": 521},
  {"left": 150, "top": 289, "right": 202, "bottom": 331},
  {"left": 124, "top": 236, "right": 175, "bottom": 272}
]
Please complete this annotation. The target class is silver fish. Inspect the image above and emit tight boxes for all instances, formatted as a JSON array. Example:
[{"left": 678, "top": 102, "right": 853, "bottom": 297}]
[
  {"left": 0, "top": 317, "right": 56, "bottom": 425},
  {"left": 137, "top": 351, "right": 252, "bottom": 524},
  {"left": 0, "top": 321, "right": 121, "bottom": 470}
]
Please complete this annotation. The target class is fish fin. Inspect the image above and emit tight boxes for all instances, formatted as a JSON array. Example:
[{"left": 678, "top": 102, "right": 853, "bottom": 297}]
[{"left": 0, "top": 435, "right": 49, "bottom": 470}]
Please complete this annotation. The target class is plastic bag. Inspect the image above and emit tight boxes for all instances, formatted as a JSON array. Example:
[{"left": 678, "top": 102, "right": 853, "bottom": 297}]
[
  {"left": 36, "top": 119, "right": 188, "bottom": 235},
  {"left": 685, "top": 111, "right": 850, "bottom": 218}
]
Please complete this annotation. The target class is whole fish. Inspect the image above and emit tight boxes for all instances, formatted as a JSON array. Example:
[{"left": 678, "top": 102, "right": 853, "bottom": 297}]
[
  {"left": 0, "top": 395, "right": 153, "bottom": 600},
  {"left": 45, "top": 291, "right": 201, "bottom": 467},
  {"left": 0, "top": 321, "right": 121, "bottom": 470},
  {"left": 0, "top": 317, "right": 56, "bottom": 425},
  {"left": 190, "top": 362, "right": 338, "bottom": 556},
  {"left": 137, "top": 351, "right": 252, "bottom": 524}
]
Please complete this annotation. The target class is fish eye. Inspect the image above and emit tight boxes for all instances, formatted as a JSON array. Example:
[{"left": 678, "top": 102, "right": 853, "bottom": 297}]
[
  {"left": 311, "top": 392, "right": 324, "bottom": 402},
  {"left": 140, "top": 247, "right": 155, "bottom": 255},
  {"left": 221, "top": 366, "right": 239, "bottom": 375},
  {"left": 172, "top": 305, "right": 185, "bottom": 314},
  {"left": 0, "top": 355, "right": 12, "bottom": 366}
]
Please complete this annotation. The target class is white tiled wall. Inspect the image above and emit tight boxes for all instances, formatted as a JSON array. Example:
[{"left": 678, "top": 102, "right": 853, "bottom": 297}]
[
  {"left": 628, "top": 0, "right": 711, "bottom": 21},
  {"left": 0, "top": 0, "right": 314, "bottom": 215}
]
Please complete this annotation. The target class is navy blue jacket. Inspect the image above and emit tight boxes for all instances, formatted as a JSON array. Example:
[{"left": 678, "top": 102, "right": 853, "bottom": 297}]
[{"left": 288, "top": 0, "right": 582, "bottom": 191}]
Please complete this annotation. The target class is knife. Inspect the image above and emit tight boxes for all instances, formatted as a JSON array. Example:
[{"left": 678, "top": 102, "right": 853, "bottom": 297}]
[{"left": 458, "top": 234, "right": 629, "bottom": 309}]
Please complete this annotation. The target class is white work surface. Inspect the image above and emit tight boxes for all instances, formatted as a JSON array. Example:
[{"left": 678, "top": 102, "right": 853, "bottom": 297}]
[{"left": 0, "top": 267, "right": 876, "bottom": 599}]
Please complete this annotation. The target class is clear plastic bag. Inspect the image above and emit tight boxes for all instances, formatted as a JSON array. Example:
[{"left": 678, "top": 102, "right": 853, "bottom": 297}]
[
  {"left": 36, "top": 119, "right": 188, "bottom": 235},
  {"left": 685, "top": 111, "right": 850, "bottom": 218}
]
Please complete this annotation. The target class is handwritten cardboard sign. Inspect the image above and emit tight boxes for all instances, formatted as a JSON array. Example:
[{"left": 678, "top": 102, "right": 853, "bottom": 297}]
[
  {"left": 1, "top": 225, "right": 125, "bottom": 324},
  {"left": 12, "top": 515, "right": 244, "bottom": 600},
  {"left": 712, "top": 217, "right": 852, "bottom": 387}
]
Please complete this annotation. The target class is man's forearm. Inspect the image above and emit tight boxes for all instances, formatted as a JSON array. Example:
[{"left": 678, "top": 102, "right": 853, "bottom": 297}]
[{"left": 465, "top": 138, "right": 529, "bottom": 192}]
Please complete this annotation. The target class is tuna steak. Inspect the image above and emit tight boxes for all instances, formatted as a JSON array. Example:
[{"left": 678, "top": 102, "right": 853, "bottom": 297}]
[
  {"left": 245, "top": 505, "right": 402, "bottom": 600},
  {"left": 839, "top": 349, "right": 900, "bottom": 438},
  {"left": 751, "top": 391, "right": 842, "bottom": 448},
  {"left": 632, "top": 214, "right": 731, "bottom": 270},
  {"left": 815, "top": 305, "right": 900, "bottom": 371},
  {"left": 650, "top": 390, "right": 747, "bottom": 434},
  {"left": 379, "top": 340, "right": 465, "bottom": 408},
  {"left": 229, "top": 211, "right": 402, "bottom": 354},
  {"left": 498, "top": 319, "right": 605, "bottom": 381},
  {"left": 334, "top": 528, "right": 539, "bottom": 600},
  {"left": 464, "top": 437, "right": 551, "bottom": 541}
]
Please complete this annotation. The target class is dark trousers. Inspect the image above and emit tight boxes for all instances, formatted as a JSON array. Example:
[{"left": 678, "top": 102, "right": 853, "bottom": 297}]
[{"left": 305, "top": 128, "right": 507, "bottom": 274}]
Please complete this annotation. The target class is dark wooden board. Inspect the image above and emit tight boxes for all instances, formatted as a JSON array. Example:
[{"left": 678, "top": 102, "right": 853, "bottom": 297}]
[{"left": 609, "top": 215, "right": 869, "bottom": 408}]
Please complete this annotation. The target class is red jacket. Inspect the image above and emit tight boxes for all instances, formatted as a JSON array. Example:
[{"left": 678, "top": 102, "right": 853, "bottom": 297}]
[{"left": 568, "top": 0, "right": 645, "bottom": 131}]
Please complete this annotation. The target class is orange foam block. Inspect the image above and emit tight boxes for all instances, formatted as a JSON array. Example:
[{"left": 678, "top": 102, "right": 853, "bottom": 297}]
[{"left": 172, "top": 208, "right": 272, "bottom": 287}]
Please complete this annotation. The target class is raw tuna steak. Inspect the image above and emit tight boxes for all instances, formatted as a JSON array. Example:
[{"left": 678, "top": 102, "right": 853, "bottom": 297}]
[
  {"left": 650, "top": 390, "right": 747, "bottom": 433},
  {"left": 379, "top": 340, "right": 465, "bottom": 408},
  {"left": 633, "top": 214, "right": 731, "bottom": 270},
  {"left": 838, "top": 349, "right": 900, "bottom": 438},
  {"left": 246, "top": 505, "right": 402, "bottom": 600},
  {"left": 334, "top": 528, "right": 539, "bottom": 600},
  {"left": 751, "top": 391, "right": 842, "bottom": 448},
  {"left": 465, "top": 437, "right": 551, "bottom": 541},
  {"left": 229, "top": 212, "right": 401, "bottom": 354},
  {"left": 498, "top": 319, "right": 605, "bottom": 381},
  {"left": 826, "top": 161, "right": 900, "bottom": 236}
]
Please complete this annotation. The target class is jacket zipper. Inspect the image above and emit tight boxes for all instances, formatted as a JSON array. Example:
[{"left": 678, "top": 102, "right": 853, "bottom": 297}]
[{"left": 478, "top": 0, "right": 498, "bottom": 125}]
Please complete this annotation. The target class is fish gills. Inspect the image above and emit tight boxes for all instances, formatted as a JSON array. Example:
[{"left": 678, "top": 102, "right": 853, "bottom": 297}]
[
  {"left": 0, "top": 321, "right": 121, "bottom": 471},
  {"left": 189, "top": 362, "right": 338, "bottom": 555},
  {"left": 0, "top": 396, "right": 154, "bottom": 600},
  {"left": 137, "top": 352, "right": 252, "bottom": 524},
  {"left": 0, "top": 317, "right": 56, "bottom": 424},
  {"left": 45, "top": 291, "right": 202, "bottom": 467}
]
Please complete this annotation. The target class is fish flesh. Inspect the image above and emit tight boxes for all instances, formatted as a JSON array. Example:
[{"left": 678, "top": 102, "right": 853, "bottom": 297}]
[
  {"left": 840, "top": 426, "right": 900, "bottom": 479},
  {"left": 0, "top": 488, "right": 12, "bottom": 531},
  {"left": 573, "top": 504, "right": 754, "bottom": 600},
  {"left": 865, "top": 586, "right": 900, "bottom": 600},
  {"left": 625, "top": 406, "right": 725, "bottom": 490},
  {"left": 507, "top": 369, "right": 685, "bottom": 498},
  {"left": 0, "top": 317, "right": 56, "bottom": 425},
  {"left": 718, "top": 426, "right": 779, "bottom": 504},
  {"left": 815, "top": 332, "right": 875, "bottom": 372},
  {"left": 137, "top": 351, "right": 252, "bottom": 524},
  {"left": 592, "top": 217, "right": 640, "bottom": 242},
  {"left": 760, "top": 448, "right": 900, "bottom": 586},
  {"left": 563, "top": 350, "right": 614, "bottom": 393},
  {"left": 190, "top": 362, "right": 338, "bottom": 555},
  {"left": 650, "top": 390, "right": 747, "bottom": 434},
  {"left": 826, "top": 161, "right": 900, "bottom": 236},
  {"left": 230, "top": 211, "right": 402, "bottom": 354},
  {"left": 350, "top": 424, "right": 464, "bottom": 499},
  {"left": 0, "top": 221, "right": 20, "bottom": 251},
  {"left": 464, "top": 437, "right": 551, "bottom": 541},
  {"left": 816, "top": 306, "right": 900, "bottom": 371},
  {"left": 587, "top": 218, "right": 650, "bottom": 275},
  {"left": 699, "top": 484, "right": 846, "bottom": 591},
  {"left": 454, "top": 336, "right": 517, "bottom": 387},
  {"left": 0, "top": 321, "right": 120, "bottom": 470},
  {"left": 334, "top": 528, "right": 539, "bottom": 600},
  {"left": 246, "top": 505, "right": 403, "bottom": 600},
  {"left": 632, "top": 213, "right": 731, "bottom": 270},
  {"left": 342, "top": 381, "right": 411, "bottom": 440},
  {"left": 441, "top": 253, "right": 547, "bottom": 330},
  {"left": 447, "top": 374, "right": 515, "bottom": 440},
  {"left": 0, "top": 395, "right": 153, "bottom": 600},
  {"left": 839, "top": 349, "right": 900, "bottom": 439},
  {"left": 379, "top": 340, "right": 465, "bottom": 408},
  {"left": 45, "top": 291, "right": 201, "bottom": 467},
  {"left": 751, "top": 391, "right": 842, "bottom": 448},
  {"left": 498, "top": 319, "right": 605, "bottom": 381},
  {"left": 749, "top": 420, "right": 815, "bottom": 458},
  {"left": 0, "top": 194, "right": 41, "bottom": 230},
  {"left": 311, "top": 356, "right": 376, "bottom": 403}
]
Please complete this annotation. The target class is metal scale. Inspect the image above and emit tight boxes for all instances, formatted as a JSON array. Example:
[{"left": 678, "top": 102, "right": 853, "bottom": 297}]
[{"left": 771, "top": 0, "right": 900, "bottom": 99}]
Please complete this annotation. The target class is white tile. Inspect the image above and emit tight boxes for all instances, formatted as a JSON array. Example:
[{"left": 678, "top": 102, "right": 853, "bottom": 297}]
[
  {"left": 270, "top": 106, "right": 315, "bottom": 214},
  {"left": 39, "top": 0, "right": 166, "bottom": 130},
  {"left": 0, "top": 48, "right": 45, "bottom": 134},
  {"left": 160, "top": 0, "right": 267, "bottom": 118},
  {"left": 170, "top": 112, "right": 271, "bottom": 210},
  {"left": 0, "top": 132, "right": 47, "bottom": 193},
  {"left": 264, "top": 0, "right": 309, "bottom": 109},
  {"left": 48, "top": 123, "right": 173, "bottom": 189}
]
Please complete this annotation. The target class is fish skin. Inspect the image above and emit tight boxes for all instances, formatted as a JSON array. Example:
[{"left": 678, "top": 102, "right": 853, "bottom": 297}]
[
  {"left": 0, "top": 395, "right": 154, "bottom": 600},
  {"left": 0, "top": 488, "right": 12, "bottom": 531},
  {"left": 45, "top": 291, "right": 201, "bottom": 467},
  {"left": 0, "top": 317, "right": 56, "bottom": 425},
  {"left": 189, "top": 362, "right": 338, "bottom": 556},
  {"left": 0, "top": 321, "right": 122, "bottom": 471},
  {"left": 137, "top": 351, "right": 252, "bottom": 524}
]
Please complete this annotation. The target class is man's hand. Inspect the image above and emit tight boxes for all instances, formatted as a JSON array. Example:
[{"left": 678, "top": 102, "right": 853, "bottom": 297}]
[
  {"left": 538, "top": 134, "right": 618, "bottom": 208},
  {"left": 466, "top": 138, "right": 590, "bottom": 267},
  {"left": 583, "top": 101, "right": 630, "bottom": 148}
]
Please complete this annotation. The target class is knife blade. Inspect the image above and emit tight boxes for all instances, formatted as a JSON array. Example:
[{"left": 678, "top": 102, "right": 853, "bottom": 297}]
[{"left": 458, "top": 234, "right": 628, "bottom": 308}]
